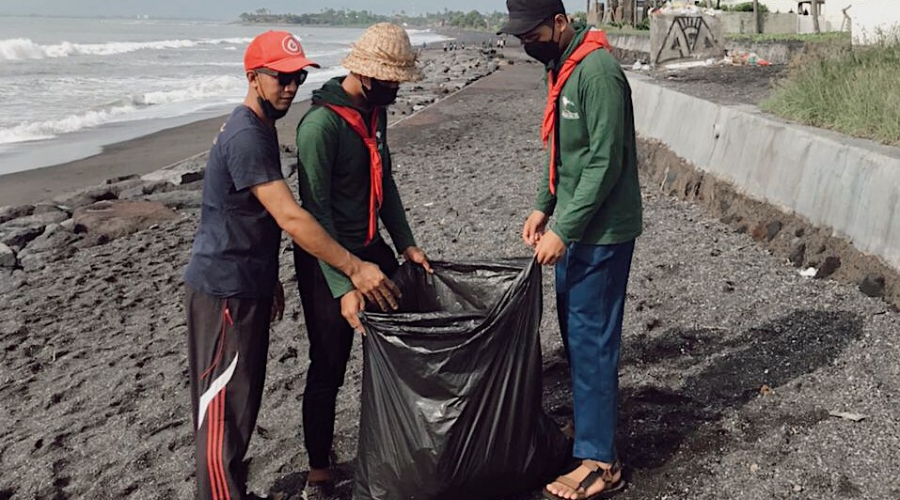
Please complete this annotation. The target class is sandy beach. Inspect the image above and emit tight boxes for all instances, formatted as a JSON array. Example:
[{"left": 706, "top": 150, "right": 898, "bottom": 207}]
[{"left": 2, "top": 45, "right": 900, "bottom": 500}]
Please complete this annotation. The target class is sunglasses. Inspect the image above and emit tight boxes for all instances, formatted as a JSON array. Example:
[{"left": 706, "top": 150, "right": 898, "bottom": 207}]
[{"left": 255, "top": 68, "right": 308, "bottom": 87}]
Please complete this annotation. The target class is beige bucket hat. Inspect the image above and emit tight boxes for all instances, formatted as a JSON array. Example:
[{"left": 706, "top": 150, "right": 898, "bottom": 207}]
[{"left": 342, "top": 23, "right": 424, "bottom": 83}]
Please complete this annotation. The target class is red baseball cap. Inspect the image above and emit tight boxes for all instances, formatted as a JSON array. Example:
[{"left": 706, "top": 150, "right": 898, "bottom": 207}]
[{"left": 244, "top": 31, "right": 320, "bottom": 72}]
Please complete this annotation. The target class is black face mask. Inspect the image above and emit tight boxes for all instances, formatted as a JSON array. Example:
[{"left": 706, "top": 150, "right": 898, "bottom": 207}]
[
  {"left": 363, "top": 78, "right": 400, "bottom": 107},
  {"left": 524, "top": 22, "right": 561, "bottom": 66},
  {"left": 256, "top": 96, "right": 288, "bottom": 121}
]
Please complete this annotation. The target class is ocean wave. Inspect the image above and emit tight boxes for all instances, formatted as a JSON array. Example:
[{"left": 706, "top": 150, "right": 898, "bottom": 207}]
[
  {"left": 131, "top": 76, "right": 246, "bottom": 106},
  {"left": 0, "top": 37, "right": 254, "bottom": 61},
  {"left": 0, "top": 75, "right": 246, "bottom": 145},
  {"left": 0, "top": 68, "right": 347, "bottom": 146},
  {"left": 0, "top": 105, "right": 138, "bottom": 145}
]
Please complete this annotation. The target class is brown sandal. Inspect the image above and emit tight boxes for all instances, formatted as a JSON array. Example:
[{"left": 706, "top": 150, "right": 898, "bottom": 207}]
[{"left": 543, "top": 460, "right": 626, "bottom": 500}]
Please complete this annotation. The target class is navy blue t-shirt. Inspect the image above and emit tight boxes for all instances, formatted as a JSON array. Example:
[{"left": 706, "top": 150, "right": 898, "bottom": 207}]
[{"left": 183, "top": 105, "right": 284, "bottom": 299}]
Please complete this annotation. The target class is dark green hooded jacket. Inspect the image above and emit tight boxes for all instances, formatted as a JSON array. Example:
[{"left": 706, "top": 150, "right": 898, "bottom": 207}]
[{"left": 296, "top": 77, "right": 416, "bottom": 298}]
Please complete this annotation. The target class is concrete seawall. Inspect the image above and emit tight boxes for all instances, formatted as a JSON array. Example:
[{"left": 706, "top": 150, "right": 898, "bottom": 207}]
[
  {"left": 607, "top": 32, "right": 822, "bottom": 65},
  {"left": 628, "top": 71, "right": 900, "bottom": 274}
]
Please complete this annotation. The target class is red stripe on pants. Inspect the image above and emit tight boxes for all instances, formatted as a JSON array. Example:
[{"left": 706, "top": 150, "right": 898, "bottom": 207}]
[
  {"left": 206, "top": 393, "right": 220, "bottom": 500},
  {"left": 217, "top": 392, "right": 231, "bottom": 500}
]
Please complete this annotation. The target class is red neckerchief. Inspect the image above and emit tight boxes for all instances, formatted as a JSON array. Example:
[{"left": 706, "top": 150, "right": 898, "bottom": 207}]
[
  {"left": 323, "top": 103, "right": 383, "bottom": 245},
  {"left": 541, "top": 29, "right": 612, "bottom": 195}
]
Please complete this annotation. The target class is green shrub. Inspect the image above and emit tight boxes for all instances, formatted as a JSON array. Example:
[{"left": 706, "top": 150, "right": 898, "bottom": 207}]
[
  {"left": 720, "top": 2, "right": 769, "bottom": 13},
  {"left": 762, "top": 42, "right": 900, "bottom": 145}
]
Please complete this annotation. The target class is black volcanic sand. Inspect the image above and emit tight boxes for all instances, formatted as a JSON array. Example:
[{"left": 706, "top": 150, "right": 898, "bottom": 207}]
[{"left": 2, "top": 61, "right": 900, "bottom": 500}]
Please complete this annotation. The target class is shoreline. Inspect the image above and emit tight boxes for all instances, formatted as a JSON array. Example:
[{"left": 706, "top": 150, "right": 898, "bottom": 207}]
[
  {"left": 0, "top": 102, "right": 310, "bottom": 207},
  {"left": 0, "top": 28, "right": 506, "bottom": 207},
  {"left": 0, "top": 45, "right": 511, "bottom": 208}
]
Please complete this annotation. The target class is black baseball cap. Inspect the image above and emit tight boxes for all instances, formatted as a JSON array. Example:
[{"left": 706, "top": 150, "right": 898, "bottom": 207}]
[{"left": 498, "top": 0, "right": 567, "bottom": 36}]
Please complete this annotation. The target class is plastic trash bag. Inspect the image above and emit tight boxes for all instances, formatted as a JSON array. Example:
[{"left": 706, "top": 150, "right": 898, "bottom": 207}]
[{"left": 355, "top": 260, "right": 571, "bottom": 500}]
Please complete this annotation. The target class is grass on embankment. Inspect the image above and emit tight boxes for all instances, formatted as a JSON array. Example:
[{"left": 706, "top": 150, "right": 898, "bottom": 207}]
[
  {"left": 761, "top": 41, "right": 900, "bottom": 146},
  {"left": 600, "top": 28, "right": 850, "bottom": 44},
  {"left": 725, "top": 31, "right": 851, "bottom": 44}
]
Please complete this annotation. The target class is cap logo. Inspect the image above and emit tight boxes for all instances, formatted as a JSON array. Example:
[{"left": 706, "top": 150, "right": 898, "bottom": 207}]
[{"left": 282, "top": 36, "right": 302, "bottom": 55}]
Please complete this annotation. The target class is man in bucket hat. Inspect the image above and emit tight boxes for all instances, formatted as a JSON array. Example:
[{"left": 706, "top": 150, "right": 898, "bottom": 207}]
[
  {"left": 499, "top": 0, "right": 643, "bottom": 498},
  {"left": 293, "top": 22, "right": 431, "bottom": 497},
  {"left": 183, "top": 30, "right": 400, "bottom": 500}
]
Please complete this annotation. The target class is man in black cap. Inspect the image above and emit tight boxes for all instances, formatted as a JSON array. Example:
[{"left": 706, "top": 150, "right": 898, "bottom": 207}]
[{"left": 499, "top": 1, "right": 643, "bottom": 499}]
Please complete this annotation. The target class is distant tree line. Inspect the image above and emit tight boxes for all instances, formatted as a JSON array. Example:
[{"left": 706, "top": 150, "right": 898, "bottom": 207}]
[{"left": 238, "top": 8, "right": 508, "bottom": 31}]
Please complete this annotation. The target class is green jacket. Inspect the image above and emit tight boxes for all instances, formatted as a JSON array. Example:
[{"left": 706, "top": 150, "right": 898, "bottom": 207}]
[
  {"left": 536, "top": 24, "right": 643, "bottom": 246},
  {"left": 297, "top": 77, "right": 416, "bottom": 298}
]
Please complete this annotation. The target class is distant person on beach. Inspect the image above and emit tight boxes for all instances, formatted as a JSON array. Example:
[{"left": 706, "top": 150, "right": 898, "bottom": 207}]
[
  {"left": 501, "top": 0, "right": 643, "bottom": 498},
  {"left": 293, "top": 23, "right": 432, "bottom": 498},
  {"left": 182, "top": 31, "right": 400, "bottom": 500}
]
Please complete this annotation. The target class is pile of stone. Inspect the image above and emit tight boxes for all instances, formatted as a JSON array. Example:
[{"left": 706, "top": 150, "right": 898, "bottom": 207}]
[
  {"left": 0, "top": 158, "right": 211, "bottom": 293},
  {"left": 390, "top": 48, "right": 505, "bottom": 117}
]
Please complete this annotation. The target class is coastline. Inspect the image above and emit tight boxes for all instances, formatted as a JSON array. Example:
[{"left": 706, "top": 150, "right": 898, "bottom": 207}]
[
  {"left": 0, "top": 103, "right": 311, "bottom": 207},
  {"left": 0, "top": 31, "right": 502, "bottom": 207}
]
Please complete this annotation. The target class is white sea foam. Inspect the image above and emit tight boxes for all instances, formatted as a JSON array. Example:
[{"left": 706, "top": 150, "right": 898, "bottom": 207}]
[
  {"left": 0, "top": 66, "right": 346, "bottom": 146},
  {"left": 0, "top": 75, "right": 245, "bottom": 144},
  {"left": 0, "top": 105, "right": 138, "bottom": 144},
  {"left": 0, "top": 37, "right": 253, "bottom": 61}
]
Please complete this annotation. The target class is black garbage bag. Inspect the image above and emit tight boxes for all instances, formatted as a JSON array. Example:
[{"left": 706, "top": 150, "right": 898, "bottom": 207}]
[{"left": 355, "top": 260, "right": 571, "bottom": 500}]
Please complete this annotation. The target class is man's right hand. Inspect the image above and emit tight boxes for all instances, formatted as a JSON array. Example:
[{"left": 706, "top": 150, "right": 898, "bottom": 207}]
[
  {"left": 250, "top": 180, "right": 400, "bottom": 312},
  {"left": 522, "top": 210, "right": 549, "bottom": 248},
  {"left": 340, "top": 290, "right": 366, "bottom": 334},
  {"left": 347, "top": 260, "right": 401, "bottom": 312}
]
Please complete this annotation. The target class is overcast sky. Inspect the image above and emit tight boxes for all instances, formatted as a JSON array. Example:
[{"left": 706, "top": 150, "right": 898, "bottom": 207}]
[{"left": 0, "top": 0, "right": 516, "bottom": 20}]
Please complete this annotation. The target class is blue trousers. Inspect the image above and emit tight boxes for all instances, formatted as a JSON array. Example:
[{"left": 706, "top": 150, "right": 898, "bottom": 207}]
[{"left": 555, "top": 240, "right": 635, "bottom": 463}]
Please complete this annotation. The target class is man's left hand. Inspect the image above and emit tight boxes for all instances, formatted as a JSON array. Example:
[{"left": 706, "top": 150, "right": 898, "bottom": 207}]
[
  {"left": 534, "top": 230, "right": 567, "bottom": 266},
  {"left": 403, "top": 246, "right": 433, "bottom": 274}
]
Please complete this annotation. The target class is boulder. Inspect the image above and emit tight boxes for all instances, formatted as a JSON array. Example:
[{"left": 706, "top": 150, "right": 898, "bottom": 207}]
[
  {"left": 144, "top": 190, "right": 202, "bottom": 210},
  {"left": 816, "top": 256, "right": 842, "bottom": 280},
  {"left": 32, "top": 203, "right": 69, "bottom": 216},
  {"left": 0, "top": 226, "right": 44, "bottom": 250},
  {"left": 0, "top": 268, "right": 26, "bottom": 294},
  {"left": 788, "top": 239, "right": 806, "bottom": 268},
  {"left": 51, "top": 185, "right": 119, "bottom": 210},
  {"left": 0, "top": 243, "right": 16, "bottom": 268},
  {"left": 141, "top": 155, "right": 206, "bottom": 186},
  {"left": 0, "top": 205, "right": 35, "bottom": 224},
  {"left": 118, "top": 180, "right": 175, "bottom": 200},
  {"left": 0, "top": 211, "right": 70, "bottom": 233},
  {"left": 104, "top": 174, "right": 140, "bottom": 184},
  {"left": 859, "top": 274, "right": 886, "bottom": 298},
  {"left": 73, "top": 200, "right": 177, "bottom": 241},
  {"left": 22, "top": 224, "right": 79, "bottom": 254}
]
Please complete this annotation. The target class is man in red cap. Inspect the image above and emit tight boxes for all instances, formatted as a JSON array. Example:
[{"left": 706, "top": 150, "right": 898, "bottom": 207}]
[{"left": 183, "top": 31, "right": 400, "bottom": 500}]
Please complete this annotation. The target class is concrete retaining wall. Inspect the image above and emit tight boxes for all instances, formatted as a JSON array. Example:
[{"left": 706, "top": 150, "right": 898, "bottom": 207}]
[
  {"left": 607, "top": 33, "right": 811, "bottom": 66},
  {"left": 722, "top": 39, "right": 808, "bottom": 64},
  {"left": 650, "top": 14, "right": 725, "bottom": 65},
  {"left": 720, "top": 12, "right": 797, "bottom": 34},
  {"left": 607, "top": 33, "right": 651, "bottom": 54},
  {"left": 627, "top": 72, "right": 900, "bottom": 271}
]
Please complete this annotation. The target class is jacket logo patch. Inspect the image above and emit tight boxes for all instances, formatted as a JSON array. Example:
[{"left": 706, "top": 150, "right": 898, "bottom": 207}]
[{"left": 561, "top": 96, "right": 580, "bottom": 120}]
